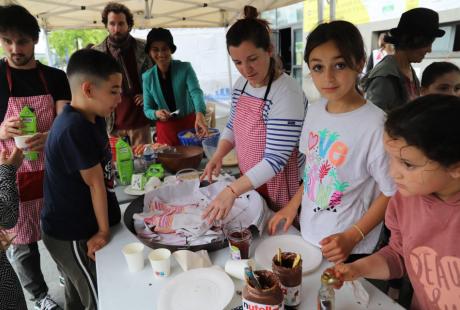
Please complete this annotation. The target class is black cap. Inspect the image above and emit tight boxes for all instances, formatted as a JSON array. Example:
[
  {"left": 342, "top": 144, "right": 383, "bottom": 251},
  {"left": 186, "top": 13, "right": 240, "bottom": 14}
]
[
  {"left": 145, "top": 27, "right": 176, "bottom": 54},
  {"left": 389, "top": 8, "right": 445, "bottom": 41}
]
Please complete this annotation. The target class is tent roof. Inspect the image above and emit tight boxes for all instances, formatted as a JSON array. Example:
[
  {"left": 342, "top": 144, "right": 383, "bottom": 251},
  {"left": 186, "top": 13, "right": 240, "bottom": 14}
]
[{"left": 1, "top": 0, "right": 301, "bottom": 30}]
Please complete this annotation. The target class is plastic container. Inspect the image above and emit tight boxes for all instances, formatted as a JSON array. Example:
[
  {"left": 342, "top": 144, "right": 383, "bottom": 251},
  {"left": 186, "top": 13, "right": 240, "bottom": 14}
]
[
  {"left": 116, "top": 138, "right": 134, "bottom": 185},
  {"left": 202, "top": 136, "right": 218, "bottom": 159},
  {"left": 177, "top": 128, "right": 220, "bottom": 146},
  {"left": 19, "top": 106, "right": 38, "bottom": 160}
]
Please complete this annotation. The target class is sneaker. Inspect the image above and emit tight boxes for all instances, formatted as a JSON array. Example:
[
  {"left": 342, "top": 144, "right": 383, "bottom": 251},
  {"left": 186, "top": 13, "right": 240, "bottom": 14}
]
[
  {"left": 59, "top": 275, "right": 65, "bottom": 287},
  {"left": 34, "top": 295, "right": 62, "bottom": 310}
]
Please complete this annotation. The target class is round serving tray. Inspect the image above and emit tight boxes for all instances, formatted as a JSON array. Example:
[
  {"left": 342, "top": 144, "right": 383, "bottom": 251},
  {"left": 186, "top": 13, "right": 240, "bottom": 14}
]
[{"left": 123, "top": 195, "right": 228, "bottom": 252}]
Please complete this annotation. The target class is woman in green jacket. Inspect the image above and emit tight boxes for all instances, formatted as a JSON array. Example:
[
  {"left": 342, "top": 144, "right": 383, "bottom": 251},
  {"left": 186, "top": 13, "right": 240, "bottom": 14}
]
[{"left": 143, "top": 28, "right": 208, "bottom": 145}]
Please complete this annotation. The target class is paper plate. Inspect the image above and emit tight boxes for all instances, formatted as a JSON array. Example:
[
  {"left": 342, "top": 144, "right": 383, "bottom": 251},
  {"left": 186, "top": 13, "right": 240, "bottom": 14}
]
[
  {"left": 254, "top": 235, "right": 322, "bottom": 275},
  {"left": 123, "top": 186, "right": 145, "bottom": 196},
  {"left": 157, "top": 267, "right": 235, "bottom": 310},
  {"left": 222, "top": 150, "right": 238, "bottom": 166}
]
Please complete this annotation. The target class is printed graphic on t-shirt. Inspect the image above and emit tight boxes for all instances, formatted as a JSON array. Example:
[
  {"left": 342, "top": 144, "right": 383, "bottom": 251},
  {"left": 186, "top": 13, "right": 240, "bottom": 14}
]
[
  {"left": 409, "top": 246, "right": 460, "bottom": 309},
  {"left": 103, "top": 142, "right": 115, "bottom": 192},
  {"left": 303, "top": 129, "right": 349, "bottom": 212}
]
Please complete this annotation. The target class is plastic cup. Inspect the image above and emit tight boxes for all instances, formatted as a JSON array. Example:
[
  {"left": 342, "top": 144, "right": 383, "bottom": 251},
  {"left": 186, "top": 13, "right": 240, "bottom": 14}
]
[
  {"left": 122, "top": 242, "right": 145, "bottom": 272},
  {"left": 13, "top": 134, "right": 34, "bottom": 149},
  {"left": 224, "top": 259, "right": 256, "bottom": 280},
  {"left": 148, "top": 248, "right": 171, "bottom": 278},
  {"left": 14, "top": 134, "right": 38, "bottom": 160},
  {"left": 226, "top": 226, "right": 252, "bottom": 260}
]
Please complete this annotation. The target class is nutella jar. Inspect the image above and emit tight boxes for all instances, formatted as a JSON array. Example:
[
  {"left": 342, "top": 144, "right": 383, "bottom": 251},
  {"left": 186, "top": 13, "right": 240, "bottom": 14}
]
[
  {"left": 242, "top": 270, "right": 284, "bottom": 310},
  {"left": 272, "top": 252, "right": 302, "bottom": 308}
]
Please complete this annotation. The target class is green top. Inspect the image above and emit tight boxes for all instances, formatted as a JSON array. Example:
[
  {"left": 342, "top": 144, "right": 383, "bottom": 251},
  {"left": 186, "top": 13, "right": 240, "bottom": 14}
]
[{"left": 142, "top": 59, "right": 206, "bottom": 120}]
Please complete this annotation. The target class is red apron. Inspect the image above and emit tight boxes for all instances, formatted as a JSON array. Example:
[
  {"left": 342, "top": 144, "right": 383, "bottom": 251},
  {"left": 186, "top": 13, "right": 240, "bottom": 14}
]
[
  {"left": 0, "top": 61, "right": 55, "bottom": 244},
  {"left": 233, "top": 74, "right": 300, "bottom": 211},
  {"left": 156, "top": 113, "right": 196, "bottom": 146}
]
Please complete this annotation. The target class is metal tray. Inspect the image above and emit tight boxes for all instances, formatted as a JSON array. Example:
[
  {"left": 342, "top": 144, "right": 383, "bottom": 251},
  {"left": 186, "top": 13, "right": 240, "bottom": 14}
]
[{"left": 123, "top": 195, "right": 228, "bottom": 252}]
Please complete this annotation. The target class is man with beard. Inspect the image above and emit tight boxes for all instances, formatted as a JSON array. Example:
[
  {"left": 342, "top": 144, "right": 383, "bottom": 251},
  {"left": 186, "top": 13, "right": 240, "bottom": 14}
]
[
  {"left": 0, "top": 4, "right": 70, "bottom": 310},
  {"left": 94, "top": 2, "right": 153, "bottom": 145}
]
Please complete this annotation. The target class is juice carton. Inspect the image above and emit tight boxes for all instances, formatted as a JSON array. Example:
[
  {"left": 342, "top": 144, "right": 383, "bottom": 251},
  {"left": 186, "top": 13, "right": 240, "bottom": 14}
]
[
  {"left": 116, "top": 138, "right": 134, "bottom": 185},
  {"left": 19, "top": 106, "right": 38, "bottom": 160}
]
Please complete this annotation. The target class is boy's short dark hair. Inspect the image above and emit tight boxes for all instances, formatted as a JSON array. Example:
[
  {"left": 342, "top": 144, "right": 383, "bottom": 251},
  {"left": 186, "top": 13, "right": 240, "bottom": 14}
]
[
  {"left": 0, "top": 5, "right": 40, "bottom": 41},
  {"left": 101, "top": 2, "right": 134, "bottom": 29},
  {"left": 385, "top": 94, "right": 460, "bottom": 168},
  {"left": 67, "top": 49, "right": 122, "bottom": 83}
]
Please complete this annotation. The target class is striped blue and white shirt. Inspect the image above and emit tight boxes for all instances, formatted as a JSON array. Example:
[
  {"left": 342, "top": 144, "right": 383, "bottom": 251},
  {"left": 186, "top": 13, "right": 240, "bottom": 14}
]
[{"left": 221, "top": 73, "right": 308, "bottom": 188}]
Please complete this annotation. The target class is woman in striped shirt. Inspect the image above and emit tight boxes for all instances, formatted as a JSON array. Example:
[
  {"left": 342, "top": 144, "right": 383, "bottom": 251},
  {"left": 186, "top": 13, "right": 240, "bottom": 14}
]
[{"left": 201, "top": 6, "right": 307, "bottom": 223}]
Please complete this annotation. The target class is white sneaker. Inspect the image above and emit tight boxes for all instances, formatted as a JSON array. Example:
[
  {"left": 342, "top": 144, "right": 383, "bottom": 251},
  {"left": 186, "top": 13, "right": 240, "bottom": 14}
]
[{"left": 34, "top": 295, "right": 62, "bottom": 310}]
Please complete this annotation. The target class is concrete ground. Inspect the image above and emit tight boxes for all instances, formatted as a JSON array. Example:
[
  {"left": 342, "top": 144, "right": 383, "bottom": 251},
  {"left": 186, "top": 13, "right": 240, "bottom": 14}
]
[{"left": 10, "top": 241, "right": 64, "bottom": 310}]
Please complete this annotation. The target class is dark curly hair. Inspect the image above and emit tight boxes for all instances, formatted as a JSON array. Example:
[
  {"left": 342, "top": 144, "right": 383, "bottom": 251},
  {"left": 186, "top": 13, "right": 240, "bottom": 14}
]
[
  {"left": 0, "top": 5, "right": 40, "bottom": 41},
  {"left": 101, "top": 2, "right": 134, "bottom": 29},
  {"left": 385, "top": 94, "right": 460, "bottom": 168}
]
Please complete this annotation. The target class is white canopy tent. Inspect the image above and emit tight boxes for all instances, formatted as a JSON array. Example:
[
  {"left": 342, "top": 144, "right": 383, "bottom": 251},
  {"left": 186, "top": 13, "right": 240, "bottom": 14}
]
[{"left": 0, "top": 0, "right": 301, "bottom": 30}]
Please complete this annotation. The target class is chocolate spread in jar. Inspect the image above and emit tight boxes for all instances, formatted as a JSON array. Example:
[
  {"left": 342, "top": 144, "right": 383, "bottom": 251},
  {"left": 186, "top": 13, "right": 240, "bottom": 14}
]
[
  {"left": 272, "top": 252, "right": 302, "bottom": 308},
  {"left": 242, "top": 270, "right": 284, "bottom": 310}
]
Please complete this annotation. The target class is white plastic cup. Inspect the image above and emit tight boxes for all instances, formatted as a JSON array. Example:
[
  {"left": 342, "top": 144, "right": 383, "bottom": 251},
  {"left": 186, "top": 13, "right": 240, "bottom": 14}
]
[
  {"left": 148, "top": 248, "right": 171, "bottom": 278},
  {"left": 122, "top": 242, "right": 145, "bottom": 272},
  {"left": 13, "top": 134, "right": 34, "bottom": 149},
  {"left": 224, "top": 259, "right": 256, "bottom": 280}
]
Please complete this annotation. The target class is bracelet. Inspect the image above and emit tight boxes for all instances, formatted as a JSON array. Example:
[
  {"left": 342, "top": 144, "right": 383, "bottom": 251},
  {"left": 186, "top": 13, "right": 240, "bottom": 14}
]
[
  {"left": 226, "top": 185, "right": 238, "bottom": 198},
  {"left": 352, "top": 224, "right": 365, "bottom": 241}
]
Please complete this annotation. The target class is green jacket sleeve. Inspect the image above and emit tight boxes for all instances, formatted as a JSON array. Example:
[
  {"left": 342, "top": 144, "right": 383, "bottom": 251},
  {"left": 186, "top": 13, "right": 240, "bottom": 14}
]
[
  {"left": 184, "top": 63, "right": 206, "bottom": 114},
  {"left": 143, "top": 72, "right": 158, "bottom": 120}
]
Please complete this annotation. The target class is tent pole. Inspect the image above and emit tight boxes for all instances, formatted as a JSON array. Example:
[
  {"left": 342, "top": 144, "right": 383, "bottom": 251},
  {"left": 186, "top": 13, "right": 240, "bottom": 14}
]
[
  {"left": 221, "top": 10, "right": 233, "bottom": 93},
  {"left": 317, "top": 0, "right": 323, "bottom": 23},
  {"left": 329, "top": 0, "right": 336, "bottom": 20},
  {"left": 42, "top": 27, "right": 53, "bottom": 67}
]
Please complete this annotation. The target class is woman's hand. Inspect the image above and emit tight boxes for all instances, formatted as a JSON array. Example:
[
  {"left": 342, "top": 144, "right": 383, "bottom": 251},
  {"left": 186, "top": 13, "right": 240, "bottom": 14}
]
[
  {"left": 334, "top": 263, "right": 362, "bottom": 282},
  {"left": 202, "top": 186, "right": 236, "bottom": 224},
  {"left": 200, "top": 154, "right": 223, "bottom": 183},
  {"left": 195, "top": 112, "right": 208, "bottom": 138},
  {"left": 0, "top": 116, "right": 22, "bottom": 140},
  {"left": 0, "top": 147, "right": 23, "bottom": 168},
  {"left": 268, "top": 203, "right": 298, "bottom": 235},
  {"left": 319, "top": 228, "right": 362, "bottom": 263},
  {"left": 155, "top": 109, "right": 171, "bottom": 122}
]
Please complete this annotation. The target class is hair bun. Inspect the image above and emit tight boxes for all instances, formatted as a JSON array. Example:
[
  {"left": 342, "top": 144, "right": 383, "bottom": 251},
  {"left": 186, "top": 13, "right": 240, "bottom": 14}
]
[{"left": 243, "top": 5, "right": 259, "bottom": 19}]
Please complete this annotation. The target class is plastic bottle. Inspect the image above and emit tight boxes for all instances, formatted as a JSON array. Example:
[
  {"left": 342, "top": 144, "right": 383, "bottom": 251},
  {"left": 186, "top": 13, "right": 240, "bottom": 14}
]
[
  {"left": 317, "top": 273, "right": 335, "bottom": 310},
  {"left": 19, "top": 106, "right": 38, "bottom": 160},
  {"left": 143, "top": 144, "right": 156, "bottom": 166},
  {"left": 115, "top": 137, "right": 134, "bottom": 185}
]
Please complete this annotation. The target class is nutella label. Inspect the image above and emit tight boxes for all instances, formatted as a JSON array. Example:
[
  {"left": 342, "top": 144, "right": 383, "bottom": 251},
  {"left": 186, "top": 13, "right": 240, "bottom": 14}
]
[
  {"left": 229, "top": 244, "right": 241, "bottom": 260},
  {"left": 280, "top": 283, "right": 301, "bottom": 306},
  {"left": 242, "top": 298, "right": 284, "bottom": 310}
]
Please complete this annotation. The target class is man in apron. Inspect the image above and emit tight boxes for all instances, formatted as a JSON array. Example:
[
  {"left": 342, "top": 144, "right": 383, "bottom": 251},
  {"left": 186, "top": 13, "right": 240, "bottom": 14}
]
[{"left": 0, "top": 5, "right": 71, "bottom": 309}]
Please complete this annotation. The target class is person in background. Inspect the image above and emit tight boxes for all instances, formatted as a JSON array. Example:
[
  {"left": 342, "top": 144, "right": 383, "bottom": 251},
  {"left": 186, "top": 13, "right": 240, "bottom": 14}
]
[
  {"left": 269, "top": 20, "right": 395, "bottom": 265},
  {"left": 335, "top": 95, "right": 460, "bottom": 310},
  {"left": 362, "top": 8, "right": 445, "bottom": 111},
  {"left": 0, "top": 5, "right": 71, "bottom": 309},
  {"left": 93, "top": 2, "right": 153, "bottom": 145},
  {"left": 201, "top": 6, "right": 307, "bottom": 223},
  {"left": 364, "top": 31, "right": 394, "bottom": 73},
  {"left": 420, "top": 61, "right": 460, "bottom": 96},
  {"left": 41, "top": 49, "right": 121, "bottom": 310},
  {"left": 0, "top": 147, "right": 26, "bottom": 310},
  {"left": 143, "top": 27, "right": 208, "bottom": 145}
]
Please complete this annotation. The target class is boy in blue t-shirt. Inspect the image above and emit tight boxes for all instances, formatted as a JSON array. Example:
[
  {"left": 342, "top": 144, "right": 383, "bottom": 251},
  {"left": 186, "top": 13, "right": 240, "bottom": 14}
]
[{"left": 41, "top": 49, "right": 122, "bottom": 309}]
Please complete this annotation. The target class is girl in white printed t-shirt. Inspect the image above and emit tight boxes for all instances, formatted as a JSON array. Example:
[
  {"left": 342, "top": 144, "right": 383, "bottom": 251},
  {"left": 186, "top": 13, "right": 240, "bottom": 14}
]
[{"left": 269, "top": 20, "right": 396, "bottom": 263}]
